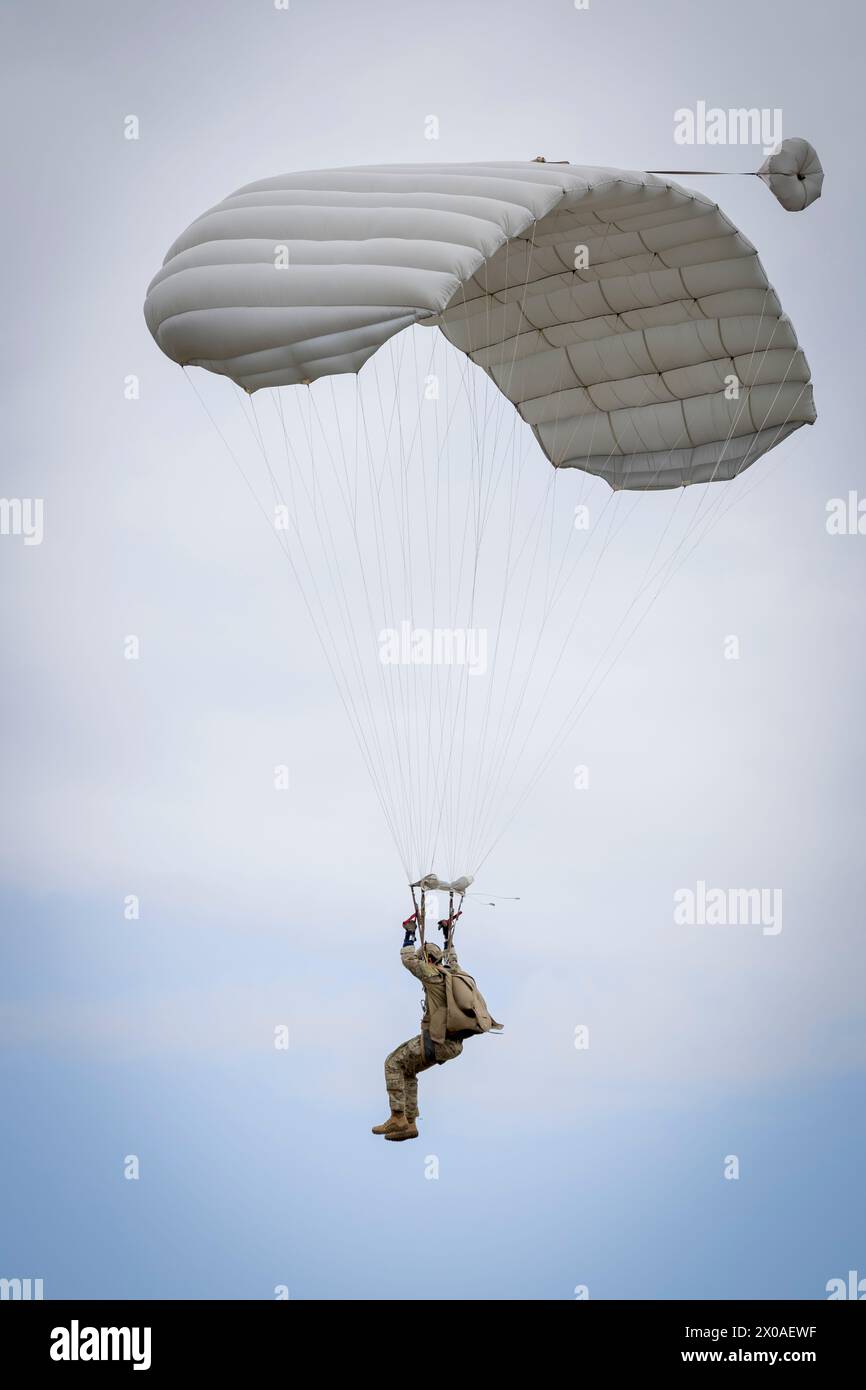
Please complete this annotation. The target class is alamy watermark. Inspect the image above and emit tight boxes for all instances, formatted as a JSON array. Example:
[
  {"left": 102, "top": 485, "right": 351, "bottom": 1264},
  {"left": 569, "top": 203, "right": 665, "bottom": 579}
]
[
  {"left": 378, "top": 622, "right": 487, "bottom": 676},
  {"left": 826, "top": 492, "right": 866, "bottom": 535},
  {"left": 0, "top": 498, "right": 44, "bottom": 545},
  {"left": 674, "top": 102, "right": 782, "bottom": 155},
  {"left": 0, "top": 1276, "right": 44, "bottom": 1299},
  {"left": 50, "top": 1321, "right": 151, "bottom": 1371},
  {"left": 674, "top": 880, "right": 782, "bottom": 936},
  {"left": 826, "top": 1269, "right": 865, "bottom": 1299}
]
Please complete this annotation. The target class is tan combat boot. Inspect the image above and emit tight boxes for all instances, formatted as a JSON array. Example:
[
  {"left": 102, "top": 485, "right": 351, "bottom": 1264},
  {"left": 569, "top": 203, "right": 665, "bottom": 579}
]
[
  {"left": 371, "top": 1111, "right": 404, "bottom": 1135},
  {"left": 384, "top": 1114, "right": 419, "bottom": 1141}
]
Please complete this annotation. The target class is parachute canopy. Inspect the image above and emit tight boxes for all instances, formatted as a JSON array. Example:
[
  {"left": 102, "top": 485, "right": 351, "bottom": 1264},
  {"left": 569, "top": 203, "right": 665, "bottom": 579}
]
[
  {"left": 144, "top": 158, "right": 820, "bottom": 882},
  {"left": 145, "top": 160, "right": 815, "bottom": 491}
]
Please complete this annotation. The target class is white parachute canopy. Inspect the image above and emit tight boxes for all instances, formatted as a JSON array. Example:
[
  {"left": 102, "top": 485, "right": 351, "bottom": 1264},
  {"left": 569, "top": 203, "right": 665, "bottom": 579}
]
[
  {"left": 145, "top": 160, "right": 815, "bottom": 491},
  {"left": 145, "top": 159, "right": 817, "bottom": 881}
]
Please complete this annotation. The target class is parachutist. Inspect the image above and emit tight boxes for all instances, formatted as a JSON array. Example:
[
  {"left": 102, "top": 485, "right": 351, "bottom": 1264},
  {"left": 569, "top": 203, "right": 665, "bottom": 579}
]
[
  {"left": 373, "top": 901, "right": 501, "bottom": 1142},
  {"left": 374, "top": 929, "right": 461, "bottom": 1142}
]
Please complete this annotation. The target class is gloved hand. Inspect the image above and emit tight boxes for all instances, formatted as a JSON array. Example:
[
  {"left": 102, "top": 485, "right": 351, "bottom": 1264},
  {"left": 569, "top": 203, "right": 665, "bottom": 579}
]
[
  {"left": 438, "top": 910, "right": 461, "bottom": 938},
  {"left": 402, "top": 913, "right": 418, "bottom": 948}
]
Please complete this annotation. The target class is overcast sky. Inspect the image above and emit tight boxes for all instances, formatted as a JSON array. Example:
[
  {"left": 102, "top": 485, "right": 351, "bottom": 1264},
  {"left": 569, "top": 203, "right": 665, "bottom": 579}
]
[{"left": 1, "top": 0, "right": 863, "bottom": 1300}]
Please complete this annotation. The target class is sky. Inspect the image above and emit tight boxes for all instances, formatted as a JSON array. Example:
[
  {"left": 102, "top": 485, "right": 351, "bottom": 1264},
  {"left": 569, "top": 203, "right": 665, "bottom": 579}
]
[{"left": 1, "top": 0, "right": 864, "bottom": 1301}]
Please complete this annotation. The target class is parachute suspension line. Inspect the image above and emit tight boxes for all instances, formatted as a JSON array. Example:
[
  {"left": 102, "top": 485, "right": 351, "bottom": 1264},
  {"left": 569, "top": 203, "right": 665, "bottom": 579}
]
[
  {"left": 464, "top": 483, "right": 624, "bottom": 872},
  {"left": 447, "top": 326, "right": 490, "bottom": 863},
  {"left": 448, "top": 324, "right": 488, "bottom": 869},
  {"left": 439, "top": 322, "right": 503, "bottom": 864},
  {"left": 346, "top": 346, "right": 434, "bottom": 874},
  {"left": 424, "top": 288, "right": 491, "bottom": 874},
  {"left": 274, "top": 328, "right": 469, "bottom": 880},
  {"left": 386, "top": 334, "right": 421, "bottom": 871},
  {"left": 424, "top": 335, "right": 453, "bottom": 869},
  {"left": 422, "top": 324, "right": 492, "bottom": 875},
  {"left": 377, "top": 333, "right": 430, "bottom": 874},
  {"left": 410, "top": 328, "right": 449, "bottom": 874},
  {"left": 285, "top": 383, "right": 413, "bottom": 866},
  {"left": 302, "top": 378, "right": 418, "bottom": 871},
  {"left": 379, "top": 342, "right": 429, "bottom": 875},
  {"left": 438, "top": 216, "right": 610, "bottom": 869},
  {"left": 452, "top": 229, "right": 545, "bottom": 860},
  {"left": 395, "top": 329, "right": 444, "bottom": 875},
  {"left": 466, "top": 277, "right": 799, "bottom": 866},
  {"left": 464, "top": 269, "right": 774, "bottom": 869},
  {"left": 247, "top": 386, "right": 411, "bottom": 872},
  {"left": 436, "top": 330, "right": 485, "bottom": 872},
  {"left": 622, "top": 339, "right": 812, "bottom": 615},
  {"left": 417, "top": 330, "right": 473, "bottom": 871},
  {"left": 469, "top": 457, "right": 726, "bottom": 873},
  {"left": 663, "top": 414, "right": 808, "bottom": 583},
  {"left": 181, "top": 368, "right": 409, "bottom": 872},
  {"left": 403, "top": 330, "right": 446, "bottom": 876},
  {"left": 427, "top": 330, "right": 450, "bottom": 866},
  {"left": 430, "top": 336, "right": 472, "bottom": 868},
  {"left": 469, "top": 449, "right": 688, "bottom": 870},
  {"left": 459, "top": 211, "right": 628, "bottom": 868},
  {"left": 354, "top": 358, "right": 421, "bottom": 869},
  {"left": 459, "top": 411, "right": 530, "bottom": 867},
  {"left": 457, "top": 219, "right": 641, "bottom": 865},
  {"left": 472, "top": 339, "right": 812, "bottom": 875},
  {"left": 478, "top": 453, "right": 805, "bottom": 877},
  {"left": 358, "top": 333, "right": 474, "bottom": 877},
  {"left": 450, "top": 260, "right": 499, "bottom": 861},
  {"left": 445, "top": 222, "right": 545, "bottom": 866},
  {"left": 312, "top": 371, "right": 418, "bottom": 844},
  {"left": 403, "top": 334, "right": 431, "bottom": 875},
  {"left": 410, "top": 327, "right": 436, "bottom": 867},
  {"left": 462, "top": 465, "right": 570, "bottom": 866}
]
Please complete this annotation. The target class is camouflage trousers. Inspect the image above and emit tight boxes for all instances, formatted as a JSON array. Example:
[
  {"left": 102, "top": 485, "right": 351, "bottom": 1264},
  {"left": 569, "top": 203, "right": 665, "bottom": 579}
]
[{"left": 384, "top": 1034, "right": 463, "bottom": 1118}]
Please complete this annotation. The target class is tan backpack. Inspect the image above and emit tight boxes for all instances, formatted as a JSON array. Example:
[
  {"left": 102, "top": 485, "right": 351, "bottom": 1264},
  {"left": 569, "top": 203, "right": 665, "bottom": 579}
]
[{"left": 438, "top": 964, "right": 503, "bottom": 1040}]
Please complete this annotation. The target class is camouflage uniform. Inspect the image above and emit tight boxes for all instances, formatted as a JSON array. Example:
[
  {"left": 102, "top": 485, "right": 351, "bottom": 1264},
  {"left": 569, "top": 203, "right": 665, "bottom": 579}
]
[{"left": 384, "top": 945, "right": 463, "bottom": 1118}]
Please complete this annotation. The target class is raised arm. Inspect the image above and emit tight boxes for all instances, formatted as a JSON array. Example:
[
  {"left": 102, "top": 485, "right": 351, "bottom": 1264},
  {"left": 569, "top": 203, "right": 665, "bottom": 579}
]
[
  {"left": 400, "top": 945, "right": 430, "bottom": 981},
  {"left": 400, "top": 917, "right": 439, "bottom": 984},
  {"left": 399, "top": 914, "right": 429, "bottom": 982}
]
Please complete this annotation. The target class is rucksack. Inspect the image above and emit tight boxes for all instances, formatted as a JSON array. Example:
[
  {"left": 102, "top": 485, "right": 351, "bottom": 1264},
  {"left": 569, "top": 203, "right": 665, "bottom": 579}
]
[{"left": 438, "top": 964, "right": 503, "bottom": 1039}]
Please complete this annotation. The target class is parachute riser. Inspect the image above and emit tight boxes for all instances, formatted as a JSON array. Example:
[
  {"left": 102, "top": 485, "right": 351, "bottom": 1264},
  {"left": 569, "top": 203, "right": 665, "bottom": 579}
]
[
  {"left": 408, "top": 883, "right": 462, "bottom": 959},
  {"left": 409, "top": 884, "right": 425, "bottom": 953}
]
